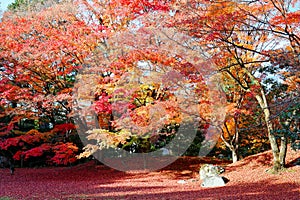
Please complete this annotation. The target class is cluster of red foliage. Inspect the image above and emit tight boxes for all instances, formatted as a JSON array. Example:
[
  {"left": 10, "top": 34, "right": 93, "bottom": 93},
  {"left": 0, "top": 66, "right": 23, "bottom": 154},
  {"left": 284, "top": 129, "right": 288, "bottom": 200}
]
[
  {"left": 0, "top": 125, "right": 78, "bottom": 166},
  {"left": 50, "top": 142, "right": 78, "bottom": 165}
]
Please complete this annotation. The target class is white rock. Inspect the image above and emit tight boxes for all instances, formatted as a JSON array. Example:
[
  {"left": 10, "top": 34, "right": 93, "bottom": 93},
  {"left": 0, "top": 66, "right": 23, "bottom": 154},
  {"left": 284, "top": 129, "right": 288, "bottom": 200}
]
[
  {"left": 201, "top": 175, "right": 226, "bottom": 188},
  {"left": 177, "top": 180, "right": 187, "bottom": 184}
]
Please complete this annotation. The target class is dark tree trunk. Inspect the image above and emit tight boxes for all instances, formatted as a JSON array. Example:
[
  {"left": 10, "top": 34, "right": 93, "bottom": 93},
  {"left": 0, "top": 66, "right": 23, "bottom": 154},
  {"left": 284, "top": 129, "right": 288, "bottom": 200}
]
[{"left": 279, "top": 136, "right": 287, "bottom": 168}]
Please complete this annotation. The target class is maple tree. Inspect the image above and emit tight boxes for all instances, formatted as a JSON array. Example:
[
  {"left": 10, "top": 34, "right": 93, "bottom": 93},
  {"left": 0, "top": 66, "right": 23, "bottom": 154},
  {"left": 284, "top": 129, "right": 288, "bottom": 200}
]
[
  {"left": 168, "top": 0, "right": 299, "bottom": 171},
  {"left": 1, "top": 0, "right": 298, "bottom": 172},
  {"left": 0, "top": 126, "right": 78, "bottom": 166},
  {"left": 0, "top": 0, "right": 214, "bottom": 167},
  {"left": 214, "top": 72, "right": 270, "bottom": 163},
  {"left": 0, "top": 1, "right": 97, "bottom": 165},
  {"left": 219, "top": 77, "right": 247, "bottom": 163},
  {"left": 72, "top": 0, "right": 223, "bottom": 161}
]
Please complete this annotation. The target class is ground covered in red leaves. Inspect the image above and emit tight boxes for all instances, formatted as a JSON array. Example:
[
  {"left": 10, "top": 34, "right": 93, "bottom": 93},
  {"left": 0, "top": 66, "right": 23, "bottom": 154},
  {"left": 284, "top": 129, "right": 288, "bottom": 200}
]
[{"left": 1, "top": 147, "right": 299, "bottom": 200}]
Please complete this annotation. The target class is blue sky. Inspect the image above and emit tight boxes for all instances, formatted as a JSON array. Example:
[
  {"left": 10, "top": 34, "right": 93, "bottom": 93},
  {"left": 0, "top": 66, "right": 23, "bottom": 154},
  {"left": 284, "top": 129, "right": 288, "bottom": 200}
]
[{"left": 0, "top": 0, "right": 14, "bottom": 11}]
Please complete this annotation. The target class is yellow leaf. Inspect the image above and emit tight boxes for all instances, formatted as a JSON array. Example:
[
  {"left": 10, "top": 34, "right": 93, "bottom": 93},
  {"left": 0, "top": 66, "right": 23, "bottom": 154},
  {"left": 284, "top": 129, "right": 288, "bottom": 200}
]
[{"left": 286, "top": 46, "right": 293, "bottom": 51}]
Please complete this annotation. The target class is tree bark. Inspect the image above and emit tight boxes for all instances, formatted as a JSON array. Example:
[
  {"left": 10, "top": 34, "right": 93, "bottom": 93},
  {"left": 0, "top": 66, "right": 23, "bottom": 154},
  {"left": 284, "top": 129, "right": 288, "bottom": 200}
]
[
  {"left": 220, "top": 128, "right": 239, "bottom": 163},
  {"left": 241, "top": 69, "right": 284, "bottom": 172},
  {"left": 279, "top": 109, "right": 297, "bottom": 168},
  {"left": 279, "top": 136, "right": 287, "bottom": 168},
  {"left": 255, "top": 90, "right": 281, "bottom": 172},
  {"left": 232, "top": 149, "right": 238, "bottom": 163}
]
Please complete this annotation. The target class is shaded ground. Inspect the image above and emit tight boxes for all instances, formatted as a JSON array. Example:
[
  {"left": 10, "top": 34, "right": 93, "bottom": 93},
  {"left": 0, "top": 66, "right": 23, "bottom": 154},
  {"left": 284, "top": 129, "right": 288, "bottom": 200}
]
[{"left": 0, "top": 147, "right": 299, "bottom": 200}]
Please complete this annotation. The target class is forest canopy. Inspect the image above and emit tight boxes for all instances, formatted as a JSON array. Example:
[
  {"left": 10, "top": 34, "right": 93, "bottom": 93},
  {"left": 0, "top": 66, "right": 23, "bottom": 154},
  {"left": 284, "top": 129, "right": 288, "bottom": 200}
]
[{"left": 0, "top": 0, "right": 299, "bottom": 172}]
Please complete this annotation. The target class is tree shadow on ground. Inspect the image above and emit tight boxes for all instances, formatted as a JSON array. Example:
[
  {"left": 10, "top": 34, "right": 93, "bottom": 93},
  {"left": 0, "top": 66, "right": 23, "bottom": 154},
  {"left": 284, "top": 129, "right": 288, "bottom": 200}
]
[
  {"left": 159, "top": 156, "right": 230, "bottom": 179},
  {"left": 286, "top": 156, "right": 300, "bottom": 167},
  {"left": 2, "top": 156, "right": 299, "bottom": 200},
  {"left": 225, "top": 150, "right": 300, "bottom": 172},
  {"left": 225, "top": 151, "right": 274, "bottom": 172},
  {"left": 68, "top": 179, "right": 300, "bottom": 200},
  {"left": 0, "top": 161, "right": 131, "bottom": 184}
]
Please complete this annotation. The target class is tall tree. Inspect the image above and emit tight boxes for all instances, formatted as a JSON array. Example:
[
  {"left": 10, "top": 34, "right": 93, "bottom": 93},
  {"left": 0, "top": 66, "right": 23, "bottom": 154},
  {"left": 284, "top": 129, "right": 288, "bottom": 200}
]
[
  {"left": 0, "top": 1, "right": 100, "bottom": 165},
  {"left": 73, "top": 0, "right": 224, "bottom": 161},
  {"left": 219, "top": 75, "right": 248, "bottom": 163},
  {"left": 169, "top": 0, "right": 299, "bottom": 172}
]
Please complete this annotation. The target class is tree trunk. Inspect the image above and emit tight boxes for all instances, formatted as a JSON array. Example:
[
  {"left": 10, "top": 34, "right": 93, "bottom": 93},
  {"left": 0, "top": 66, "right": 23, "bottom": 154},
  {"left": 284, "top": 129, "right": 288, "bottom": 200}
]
[
  {"left": 255, "top": 91, "right": 281, "bottom": 172},
  {"left": 220, "top": 129, "right": 239, "bottom": 163},
  {"left": 279, "top": 136, "right": 287, "bottom": 168},
  {"left": 279, "top": 109, "right": 297, "bottom": 168},
  {"left": 20, "top": 154, "right": 24, "bottom": 168},
  {"left": 232, "top": 149, "right": 238, "bottom": 163}
]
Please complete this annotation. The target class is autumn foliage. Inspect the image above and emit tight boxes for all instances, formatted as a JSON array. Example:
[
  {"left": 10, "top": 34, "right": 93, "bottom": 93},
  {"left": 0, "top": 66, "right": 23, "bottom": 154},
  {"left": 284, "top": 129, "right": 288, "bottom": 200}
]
[
  {"left": 0, "top": 125, "right": 78, "bottom": 166},
  {"left": 0, "top": 0, "right": 299, "bottom": 170}
]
